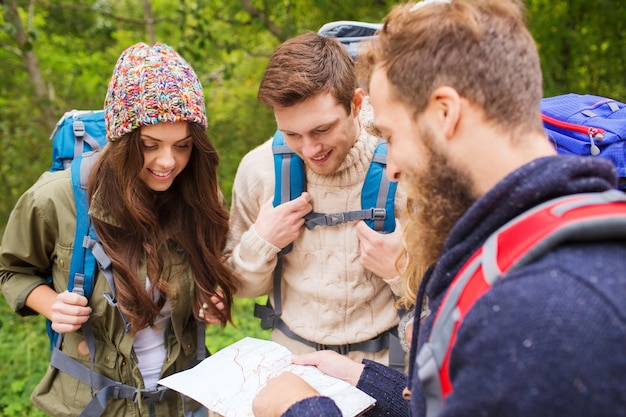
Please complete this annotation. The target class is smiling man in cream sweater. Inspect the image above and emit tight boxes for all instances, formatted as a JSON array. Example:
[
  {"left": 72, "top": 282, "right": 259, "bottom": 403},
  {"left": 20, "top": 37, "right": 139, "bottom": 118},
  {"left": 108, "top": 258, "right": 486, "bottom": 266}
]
[{"left": 224, "top": 31, "right": 407, "bottom": 367}]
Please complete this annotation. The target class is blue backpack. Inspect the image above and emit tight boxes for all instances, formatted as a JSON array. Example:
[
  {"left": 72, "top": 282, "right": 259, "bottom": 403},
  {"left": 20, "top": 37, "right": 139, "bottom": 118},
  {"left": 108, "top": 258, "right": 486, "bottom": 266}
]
[
  {"left": 47, "top": 110, "right": 111, "bottom": 348},
  {"left": 47, "top": 110, "right": 205, "bottom": 416},
  {"left": 49, "top": 110, "right": 108, "bottom": 172},
  {"left": 541, "top": 94, "right": 626, "bottom": 190}
]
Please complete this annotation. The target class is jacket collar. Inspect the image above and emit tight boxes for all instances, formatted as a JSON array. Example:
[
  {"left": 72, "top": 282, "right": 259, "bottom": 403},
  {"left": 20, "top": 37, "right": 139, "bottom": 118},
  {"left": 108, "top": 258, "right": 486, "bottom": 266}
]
[{"left": 88, "top": 186, "right": 123, "bottom": 227}]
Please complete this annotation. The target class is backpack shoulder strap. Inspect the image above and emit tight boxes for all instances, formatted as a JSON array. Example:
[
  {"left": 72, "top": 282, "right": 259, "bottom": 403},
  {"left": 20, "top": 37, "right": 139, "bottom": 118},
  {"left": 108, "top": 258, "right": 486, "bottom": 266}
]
[
  {"left": 255, "top": 131, "right": 304, "bottom": 329},
  {"left": 68, "top": 151, "right": 130, "bottom": 322},
  {"left": 272, "top": 130, "right": 306, "bottom": 208},
  {"left": 68, "top": 152, "right": 99, "bottom": 299},
  {"left": 280, "top": 138, "right": 398, "bottom": 232},
  {"left": 295, "top": 140, "right": 398, "bottom": 232},
  {"left": 417, "top": 190, "right": 626, "bottom": 417},
  {"left": 362, "top": 141, "right": 397, "bottom": 233}
]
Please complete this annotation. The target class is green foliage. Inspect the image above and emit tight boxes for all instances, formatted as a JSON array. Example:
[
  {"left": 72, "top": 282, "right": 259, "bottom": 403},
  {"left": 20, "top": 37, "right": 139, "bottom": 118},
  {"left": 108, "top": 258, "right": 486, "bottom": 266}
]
[
  {"left": 0, "top": 302, "right": 49, "bottom": 417},
  {"left": 0, "top": 295, "right": 268, "bottom": 416},
  {"left": 205, "top": 296, "right": 271, "bottom": 353},
  {"left": 526, "top": 0, "right": 626, "bottom": 101}
]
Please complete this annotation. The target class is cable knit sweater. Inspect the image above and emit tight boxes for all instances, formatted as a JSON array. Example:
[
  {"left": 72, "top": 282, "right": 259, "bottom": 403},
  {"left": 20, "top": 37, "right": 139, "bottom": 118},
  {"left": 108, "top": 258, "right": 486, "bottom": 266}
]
[
  {"left": 225, "top": 123, "right": 404, "bottom": 349},
  {"left": 283, "top": 155, "right": 626, "bottom": 417}
]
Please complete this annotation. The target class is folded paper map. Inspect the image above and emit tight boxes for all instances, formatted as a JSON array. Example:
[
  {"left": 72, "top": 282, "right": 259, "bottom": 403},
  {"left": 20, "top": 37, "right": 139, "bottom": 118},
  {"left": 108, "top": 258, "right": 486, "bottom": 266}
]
[{"left": 158, "top": 337, "right": 376, "bottom": 417}]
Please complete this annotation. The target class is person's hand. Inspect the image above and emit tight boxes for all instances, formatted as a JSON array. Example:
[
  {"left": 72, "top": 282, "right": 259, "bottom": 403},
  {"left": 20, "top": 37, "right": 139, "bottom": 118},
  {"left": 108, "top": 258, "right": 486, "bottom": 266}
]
[
  {"left": 357, "top": 219, "right": 405, "bottom": 279},
  {"left": 199, "top": 291, "right": 226, "bottom": 325},
  {"left": 253, "top": 372, "right": 320, "bottom": 417},
  {"left": 292, "top": 350, "right": 365, "bottom": 386},
  {"left": 254, "top": 193, "right": 312, "bottom": 249},
  {"left": 50, "top": 291, "right": 91, "bottom": 333}
]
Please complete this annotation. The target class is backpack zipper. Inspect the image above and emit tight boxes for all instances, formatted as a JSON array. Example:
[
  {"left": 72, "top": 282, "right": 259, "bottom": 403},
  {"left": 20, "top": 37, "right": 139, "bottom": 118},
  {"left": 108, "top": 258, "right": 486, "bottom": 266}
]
[{"left": 541, "top": 113, "right": 605, "bottom": 156}]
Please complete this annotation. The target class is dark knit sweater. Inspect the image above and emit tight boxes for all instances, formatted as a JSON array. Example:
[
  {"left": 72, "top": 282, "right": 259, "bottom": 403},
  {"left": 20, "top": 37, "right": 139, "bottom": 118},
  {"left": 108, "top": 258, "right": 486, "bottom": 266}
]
[{"left": 283, "top": 155, "right": 626, "bottom": 417}]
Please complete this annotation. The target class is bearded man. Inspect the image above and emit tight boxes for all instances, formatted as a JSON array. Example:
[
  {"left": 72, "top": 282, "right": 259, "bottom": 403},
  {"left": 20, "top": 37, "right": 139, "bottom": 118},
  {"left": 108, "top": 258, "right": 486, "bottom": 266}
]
[{"left": 251, "top": 1, "right": 626, "bottom": 417}]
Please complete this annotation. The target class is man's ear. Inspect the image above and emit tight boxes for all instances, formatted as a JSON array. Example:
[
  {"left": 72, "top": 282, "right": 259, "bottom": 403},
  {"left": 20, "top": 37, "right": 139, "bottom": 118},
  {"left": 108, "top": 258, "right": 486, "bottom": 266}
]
[
  {"left": 352, "top": 88, "right": 366, "bottom": 116},
  {"left": 429, "top": 86, "right": 461, "bottom": 140}
]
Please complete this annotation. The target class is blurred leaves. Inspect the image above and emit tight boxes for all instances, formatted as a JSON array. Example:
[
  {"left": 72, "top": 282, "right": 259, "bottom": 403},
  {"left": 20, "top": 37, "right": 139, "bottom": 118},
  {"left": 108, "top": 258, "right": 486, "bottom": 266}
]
[{"left": 526, "top": 0, "right": 626, "bottom": 100}]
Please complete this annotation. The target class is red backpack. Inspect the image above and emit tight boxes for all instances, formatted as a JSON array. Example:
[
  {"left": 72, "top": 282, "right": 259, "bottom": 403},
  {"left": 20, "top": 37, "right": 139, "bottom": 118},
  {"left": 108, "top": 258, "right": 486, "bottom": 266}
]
[{"left": 417, "top": 190, "right": 626, "bottom": 417}]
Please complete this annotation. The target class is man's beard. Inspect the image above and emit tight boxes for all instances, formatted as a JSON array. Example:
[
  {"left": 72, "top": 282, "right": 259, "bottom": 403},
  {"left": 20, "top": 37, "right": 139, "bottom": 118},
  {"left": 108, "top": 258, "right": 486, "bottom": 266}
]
[{"left": 400, "top": 125, "right": 478, "bottom": 277}]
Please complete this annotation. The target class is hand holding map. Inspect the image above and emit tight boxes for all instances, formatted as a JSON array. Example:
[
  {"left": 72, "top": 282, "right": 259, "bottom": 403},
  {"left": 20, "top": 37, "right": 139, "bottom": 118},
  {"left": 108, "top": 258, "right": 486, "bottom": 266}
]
[{"left": 158, "top": 337, "right": 376, "bottom": 417}]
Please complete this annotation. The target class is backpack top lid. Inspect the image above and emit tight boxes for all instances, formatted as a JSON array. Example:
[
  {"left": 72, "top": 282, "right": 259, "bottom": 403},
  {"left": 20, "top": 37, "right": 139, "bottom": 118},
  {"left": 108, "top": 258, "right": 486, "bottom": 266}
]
[
  {"left": 318, "top": 21, "right": 382, "bottom": 59},
  {"left": 49, "top": 110, "right": 107, "bottom": 172}
]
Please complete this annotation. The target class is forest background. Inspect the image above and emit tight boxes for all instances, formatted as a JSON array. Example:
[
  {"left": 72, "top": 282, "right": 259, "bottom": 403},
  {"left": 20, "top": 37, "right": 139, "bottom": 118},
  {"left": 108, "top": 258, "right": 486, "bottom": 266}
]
[{"left": 0, "top": 0, "right": 625, "bottom": 415}]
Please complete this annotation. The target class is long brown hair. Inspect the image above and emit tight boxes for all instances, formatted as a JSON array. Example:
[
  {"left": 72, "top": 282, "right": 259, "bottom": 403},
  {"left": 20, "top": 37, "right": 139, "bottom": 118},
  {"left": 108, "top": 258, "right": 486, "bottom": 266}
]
[{"left": 88, "top": 122, "right": 238, "bottom": 333}]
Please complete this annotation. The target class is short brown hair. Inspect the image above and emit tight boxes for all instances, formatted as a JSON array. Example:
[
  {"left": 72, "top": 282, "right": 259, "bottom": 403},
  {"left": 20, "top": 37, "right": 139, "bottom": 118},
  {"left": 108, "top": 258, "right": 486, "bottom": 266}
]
[
  {"left": 365, "top": 0, "right": 544, "bottom": 135},
  {"left": 258, "top": 32, "right": 357, "bottom": 115}
]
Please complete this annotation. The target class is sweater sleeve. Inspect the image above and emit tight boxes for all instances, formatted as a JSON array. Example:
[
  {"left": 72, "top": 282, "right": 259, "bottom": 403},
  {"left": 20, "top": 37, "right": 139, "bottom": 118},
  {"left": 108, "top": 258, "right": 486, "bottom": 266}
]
[
  {"left": 224, "top": 140, "right": 282, "bottom": 298},
  {"left": 280, "top": 359, "right": 409, "bottom": 417},
  {"left": 356, "top": 359, "right": 409, "bottom": 417},
  {"left": 282, "top": 396, "right": 342, "bottom": 417}
]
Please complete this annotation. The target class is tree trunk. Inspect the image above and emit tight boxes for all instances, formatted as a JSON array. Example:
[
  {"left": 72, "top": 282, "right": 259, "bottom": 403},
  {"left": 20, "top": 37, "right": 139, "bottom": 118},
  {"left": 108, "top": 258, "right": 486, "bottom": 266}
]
[
  {"left": 142, "top": 0, "right": 156, "bottom": 45},
  {"left": 3, "top": 0, "right": 57, "bottom": 131}
]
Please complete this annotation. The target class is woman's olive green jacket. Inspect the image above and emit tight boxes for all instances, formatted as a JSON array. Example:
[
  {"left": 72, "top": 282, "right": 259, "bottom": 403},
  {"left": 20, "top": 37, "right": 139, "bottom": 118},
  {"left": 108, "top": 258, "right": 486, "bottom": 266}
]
[{"left": 0, "top": 169, "right": 203, "bottom": 417}]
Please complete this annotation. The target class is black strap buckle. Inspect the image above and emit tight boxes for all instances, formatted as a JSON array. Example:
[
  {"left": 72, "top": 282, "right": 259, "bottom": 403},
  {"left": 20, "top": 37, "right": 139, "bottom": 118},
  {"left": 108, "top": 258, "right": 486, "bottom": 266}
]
[
  {"left": 323, "top": 213, "right": 346, "bottom": 226},
  {"left": 254, "top": 302, "right": 277, "bottom": 330},
  {"left": 131, "top": 387, "right": 168, "bottom": 403},
  {"left": 315, "top": 343, "right": 350, "bottom": 355}
]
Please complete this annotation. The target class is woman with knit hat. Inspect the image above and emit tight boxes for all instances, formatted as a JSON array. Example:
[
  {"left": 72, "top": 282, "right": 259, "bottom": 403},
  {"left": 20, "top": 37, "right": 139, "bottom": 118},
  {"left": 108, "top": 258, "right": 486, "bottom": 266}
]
[{"left": 0, "top": 43, "right": 238, "bottom": 416}]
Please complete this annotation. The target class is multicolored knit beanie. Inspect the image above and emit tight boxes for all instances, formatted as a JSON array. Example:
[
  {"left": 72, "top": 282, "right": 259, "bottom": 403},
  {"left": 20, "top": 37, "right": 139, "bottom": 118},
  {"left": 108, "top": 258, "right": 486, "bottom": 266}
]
[{"left": 104, "top": 42, "right": 207, "bottom": 141}]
